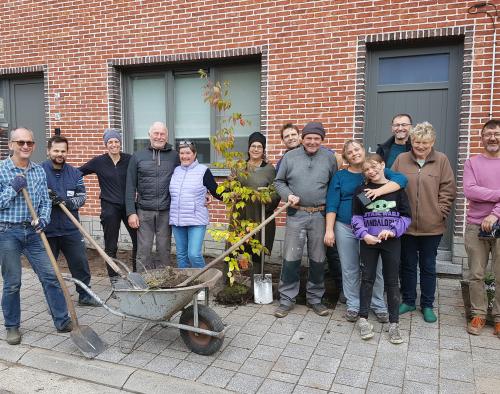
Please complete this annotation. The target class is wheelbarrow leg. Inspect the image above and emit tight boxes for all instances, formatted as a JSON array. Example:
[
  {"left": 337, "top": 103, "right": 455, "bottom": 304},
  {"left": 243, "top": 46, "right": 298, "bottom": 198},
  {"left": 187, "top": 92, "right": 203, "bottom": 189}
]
[{"left": 120, "top": 317, "right": 150, "bottom": 354}]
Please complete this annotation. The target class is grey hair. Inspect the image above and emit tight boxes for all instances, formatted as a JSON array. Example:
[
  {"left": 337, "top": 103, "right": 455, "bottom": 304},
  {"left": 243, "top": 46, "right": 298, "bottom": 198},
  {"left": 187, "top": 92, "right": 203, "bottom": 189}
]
[
  {"left": 9, "top": 127, "right": 34, "bottom": 142},
  {"left": 410, "top": 121, "right": 436, "bottom": 141},
  {"left": 148, "top": 121, "right": 168, "bottom": 135}
]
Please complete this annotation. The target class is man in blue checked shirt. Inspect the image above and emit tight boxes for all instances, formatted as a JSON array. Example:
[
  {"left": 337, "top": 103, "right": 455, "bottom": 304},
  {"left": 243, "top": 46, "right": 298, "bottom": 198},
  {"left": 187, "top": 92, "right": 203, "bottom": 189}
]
[
  {"left": 0, "top": 128, "right": 71, "bottom": 346},
  {"left": 41, "top": 135, "right": 98, "bottom": 307}
]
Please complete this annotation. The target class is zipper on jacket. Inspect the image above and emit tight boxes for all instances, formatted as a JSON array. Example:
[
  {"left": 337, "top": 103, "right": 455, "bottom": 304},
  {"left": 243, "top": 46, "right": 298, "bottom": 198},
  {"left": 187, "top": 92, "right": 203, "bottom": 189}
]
[{"left": 178, "top": 168, "right": 188, "bottom": 224}]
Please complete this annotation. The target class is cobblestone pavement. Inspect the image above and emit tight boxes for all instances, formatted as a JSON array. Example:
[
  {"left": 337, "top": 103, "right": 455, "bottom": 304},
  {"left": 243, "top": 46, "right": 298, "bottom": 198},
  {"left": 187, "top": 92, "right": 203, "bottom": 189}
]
[{"left": 0, "top": 270, "right": 499, "bottom": 393}]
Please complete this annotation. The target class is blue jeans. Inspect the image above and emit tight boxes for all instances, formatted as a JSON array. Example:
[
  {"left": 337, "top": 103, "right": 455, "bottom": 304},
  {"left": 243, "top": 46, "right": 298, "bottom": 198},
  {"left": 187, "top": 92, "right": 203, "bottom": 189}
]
[
  {"left": 47, "top": 231, "right": 91, "bottom": 299},
  {"left": 401, "top": 234, "right": 442, "bottom": 309},
  {"left": 172, "top": 225, "right": 206, "bottom": 268},
  {"left": 0, "top": 223, "right": 70, "bottom": 330},
  {"left": 335, "top": 221, "right": 387, "bottom": 313}
]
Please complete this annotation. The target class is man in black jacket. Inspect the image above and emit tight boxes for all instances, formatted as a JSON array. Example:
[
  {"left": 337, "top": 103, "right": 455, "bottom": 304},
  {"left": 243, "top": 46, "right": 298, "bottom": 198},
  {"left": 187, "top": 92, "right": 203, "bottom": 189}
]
[
  {"left": 376, "top": 114, "right": 413, "bottom": 168},
  {"left": 125, "top": 122, "right": 180, "bottom": 271}
]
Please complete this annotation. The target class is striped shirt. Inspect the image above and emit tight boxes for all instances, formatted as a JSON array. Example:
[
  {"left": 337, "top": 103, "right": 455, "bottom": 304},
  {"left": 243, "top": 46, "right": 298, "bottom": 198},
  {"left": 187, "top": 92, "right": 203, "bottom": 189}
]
[{"left": 0, "top": 157, "right": 52, "bottom": 224}]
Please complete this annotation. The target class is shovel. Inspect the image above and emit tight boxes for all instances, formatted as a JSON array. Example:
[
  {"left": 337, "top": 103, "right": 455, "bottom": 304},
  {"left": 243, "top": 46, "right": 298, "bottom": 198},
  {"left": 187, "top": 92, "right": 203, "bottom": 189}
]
[
  {"left": 253, "top": 202, "right": 273, "bottom": 304},
  {"left": 176, "top": 201, "right": 292, "bottom": 288},
  {"left": 22, "top": 188, "right": 107, "bottom": 358},
  {"left": 54, "top": 200, "right": 147, "bottom": 289}
]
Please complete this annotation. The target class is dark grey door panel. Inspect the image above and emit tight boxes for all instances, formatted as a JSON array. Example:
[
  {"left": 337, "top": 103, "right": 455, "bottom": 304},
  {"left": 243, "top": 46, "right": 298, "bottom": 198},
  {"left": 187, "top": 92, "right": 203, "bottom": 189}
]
[
  {"left": 10, "top": 78, "right": 46, "bottom": 163},
  {"left": 365, "top": 44, "right": 463, "bottom": 249}
]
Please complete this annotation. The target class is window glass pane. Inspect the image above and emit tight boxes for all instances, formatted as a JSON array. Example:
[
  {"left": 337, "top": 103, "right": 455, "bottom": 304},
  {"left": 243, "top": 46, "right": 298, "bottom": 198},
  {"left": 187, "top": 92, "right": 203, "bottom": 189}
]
[
  {"left": 217, "top": 64, "right": 260, "bottom": 154},
  {"left": 174, "top": 75, "right": 210, "bottom": 163},
  {"left": 131, "top": 76, "right": 166, "bottom": 151},
  {"left": 379, "top": 54, "right": 449, "bottom": 85}
]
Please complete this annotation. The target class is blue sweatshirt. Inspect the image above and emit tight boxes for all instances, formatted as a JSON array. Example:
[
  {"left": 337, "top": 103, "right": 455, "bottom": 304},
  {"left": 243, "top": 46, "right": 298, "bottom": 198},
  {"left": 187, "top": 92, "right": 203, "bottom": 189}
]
[{"left": 325, "top": 168, "right": 407, "bottom": 224}]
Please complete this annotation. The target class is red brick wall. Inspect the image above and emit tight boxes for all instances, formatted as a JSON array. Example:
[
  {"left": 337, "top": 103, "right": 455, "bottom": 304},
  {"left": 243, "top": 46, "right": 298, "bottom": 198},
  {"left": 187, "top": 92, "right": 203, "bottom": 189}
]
[{"left": 0, "top": 0, "right": 498, "bottom": 231}]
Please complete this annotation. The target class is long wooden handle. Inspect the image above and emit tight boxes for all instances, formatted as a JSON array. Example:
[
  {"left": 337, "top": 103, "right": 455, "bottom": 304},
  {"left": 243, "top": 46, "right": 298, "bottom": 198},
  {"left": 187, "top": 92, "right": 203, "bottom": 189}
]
[
  {"left": 56, "top": 202, "right": 126, "bottom": 278},
  {"left": 21, "top": 189, "right": 79, "bottom": 325},
  {"left": 177, "top": 201, "right": 291, "bottom": 287}
]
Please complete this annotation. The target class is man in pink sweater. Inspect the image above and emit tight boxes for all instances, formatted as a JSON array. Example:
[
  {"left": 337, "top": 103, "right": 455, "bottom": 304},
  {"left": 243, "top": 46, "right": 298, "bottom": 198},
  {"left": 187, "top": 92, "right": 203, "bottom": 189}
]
[{"left": 463, "top": 119, "right": 500, "bottom": 338}]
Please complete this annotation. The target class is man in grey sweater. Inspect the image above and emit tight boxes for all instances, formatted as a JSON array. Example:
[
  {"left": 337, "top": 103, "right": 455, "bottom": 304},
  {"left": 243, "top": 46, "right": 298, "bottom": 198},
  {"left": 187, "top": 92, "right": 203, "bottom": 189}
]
[{"left": 274, "top": 122, "right": 338, "bottom": 317}]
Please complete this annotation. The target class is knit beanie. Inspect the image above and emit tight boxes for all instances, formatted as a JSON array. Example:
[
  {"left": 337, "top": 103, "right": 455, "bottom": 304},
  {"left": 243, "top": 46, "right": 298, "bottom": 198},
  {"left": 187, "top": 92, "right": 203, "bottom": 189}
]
[
  {"left": 302, "top": 122, "right": 325, "bottom": 140},
  {"left": 103, "top": 128, "right": 122, "bottom": 145},
  {"left": 248, "top": 131, "right": 266, "bottom": 150}
]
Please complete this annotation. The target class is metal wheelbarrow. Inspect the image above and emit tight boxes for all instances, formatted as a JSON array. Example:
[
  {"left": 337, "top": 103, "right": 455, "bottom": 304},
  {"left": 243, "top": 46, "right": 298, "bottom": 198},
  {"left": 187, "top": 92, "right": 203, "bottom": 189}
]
[{"left": 66, "top": 268, "right": 227, "bottom": 356}]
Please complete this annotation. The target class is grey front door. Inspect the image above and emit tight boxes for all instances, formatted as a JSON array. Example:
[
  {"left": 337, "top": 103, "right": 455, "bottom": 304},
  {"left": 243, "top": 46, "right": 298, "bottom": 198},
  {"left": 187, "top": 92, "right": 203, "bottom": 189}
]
[
  {"left": 9, "top": 78, "right": 46, "bottom": 163},
  {"left": 365, "top": 43, "right": 463, "bottom": 250}
]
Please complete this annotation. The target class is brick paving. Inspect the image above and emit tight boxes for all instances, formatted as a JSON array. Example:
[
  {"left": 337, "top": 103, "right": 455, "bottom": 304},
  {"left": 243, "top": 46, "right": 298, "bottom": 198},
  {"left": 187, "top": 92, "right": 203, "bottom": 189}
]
[{"left": 0, "top": 270, "right": 499, "bottom": 393}]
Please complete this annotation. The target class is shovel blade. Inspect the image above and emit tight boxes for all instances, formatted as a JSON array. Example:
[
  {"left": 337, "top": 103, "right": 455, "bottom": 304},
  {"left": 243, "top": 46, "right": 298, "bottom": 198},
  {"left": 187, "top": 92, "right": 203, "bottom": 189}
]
[
  {"left": 253, "top": 274, "right": 273, "bottom": 305},
  {"left": 71, "top": 326, "right": 108, "bottom": 359}
]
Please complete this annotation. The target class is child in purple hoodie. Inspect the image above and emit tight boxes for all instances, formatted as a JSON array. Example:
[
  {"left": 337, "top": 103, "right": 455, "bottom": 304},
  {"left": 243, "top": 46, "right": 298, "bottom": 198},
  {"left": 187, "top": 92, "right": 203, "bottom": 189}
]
[{"left": 351, "top": 154, "right": 412, "bottom": 344}]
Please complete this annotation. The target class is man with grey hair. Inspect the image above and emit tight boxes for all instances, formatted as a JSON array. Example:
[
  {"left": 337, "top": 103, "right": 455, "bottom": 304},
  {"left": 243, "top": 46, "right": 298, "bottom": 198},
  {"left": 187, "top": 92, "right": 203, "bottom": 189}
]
[
  {"left": 0, "top": 128, "right": 71, "bottom": 345},
  {"left": 125, "top": 122, "right": 179, "bottom": 271},
  {"left": 80, "top": 128, "right": 137, "bottom": 279}
]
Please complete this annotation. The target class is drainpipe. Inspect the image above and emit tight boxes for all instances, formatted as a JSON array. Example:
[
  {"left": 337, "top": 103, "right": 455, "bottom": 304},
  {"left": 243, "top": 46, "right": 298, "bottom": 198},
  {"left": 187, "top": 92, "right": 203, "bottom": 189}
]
[{"left": 468, "top": 2, "right": 499, "bottom": 119}]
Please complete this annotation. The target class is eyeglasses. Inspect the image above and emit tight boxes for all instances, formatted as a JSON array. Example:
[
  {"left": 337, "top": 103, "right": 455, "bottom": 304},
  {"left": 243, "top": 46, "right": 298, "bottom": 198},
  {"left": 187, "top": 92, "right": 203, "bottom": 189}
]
[
  {"left": 249, "top": 144, "right": 264, "bottom": 150},
  {"left": 482, "top": 132, "right": 500, "bottom": 139},
  {"left": 12, "top": 140, "right": 35, "bottom": 147},
  {"left": 391, "top": 123, "right": 412, "bottom": 128}
]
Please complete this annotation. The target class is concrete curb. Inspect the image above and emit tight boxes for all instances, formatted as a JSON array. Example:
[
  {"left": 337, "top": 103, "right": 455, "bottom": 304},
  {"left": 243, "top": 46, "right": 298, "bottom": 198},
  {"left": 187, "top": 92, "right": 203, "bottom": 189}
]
[{"left": 0, "top": 342, "right": 232, "bottom": 393}]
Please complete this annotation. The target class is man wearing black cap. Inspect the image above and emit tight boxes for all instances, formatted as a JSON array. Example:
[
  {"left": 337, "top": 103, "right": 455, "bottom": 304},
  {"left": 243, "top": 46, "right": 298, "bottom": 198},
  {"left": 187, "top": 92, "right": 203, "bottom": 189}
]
[
  {"left": 274, "top": 122, "right": 338, "bottom": 317},
  {"left": 79, "top": 128, "right": 138, "bottom": 279}
]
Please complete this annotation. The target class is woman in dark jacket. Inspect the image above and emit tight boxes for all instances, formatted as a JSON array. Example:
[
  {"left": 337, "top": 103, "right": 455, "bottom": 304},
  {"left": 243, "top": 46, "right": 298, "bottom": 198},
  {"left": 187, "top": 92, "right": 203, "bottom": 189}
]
[{"left": 239, "top": 132, "right": 280, "bottom": 275}]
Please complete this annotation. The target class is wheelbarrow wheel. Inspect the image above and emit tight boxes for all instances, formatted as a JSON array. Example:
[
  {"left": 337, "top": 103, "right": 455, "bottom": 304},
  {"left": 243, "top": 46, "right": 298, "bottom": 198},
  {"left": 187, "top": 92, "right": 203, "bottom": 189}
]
[{"left": 179, "top": 305, "right": 224, "bottom": 355}]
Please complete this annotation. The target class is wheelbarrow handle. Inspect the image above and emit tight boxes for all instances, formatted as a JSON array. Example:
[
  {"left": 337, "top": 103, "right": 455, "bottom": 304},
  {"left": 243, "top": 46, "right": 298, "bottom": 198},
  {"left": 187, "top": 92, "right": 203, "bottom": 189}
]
[
  {"left": 21, "top": 188, "right": 79, "bottom": 325},
  {"left": 177, "top": 201, "right": 292, "bottom": 288}
]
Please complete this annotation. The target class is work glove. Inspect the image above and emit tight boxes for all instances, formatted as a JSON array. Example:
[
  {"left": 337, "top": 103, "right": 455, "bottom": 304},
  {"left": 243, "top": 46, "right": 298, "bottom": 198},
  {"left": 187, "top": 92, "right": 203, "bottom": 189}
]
[
  {"left": 10, "top": 175, "right": 27, "bottom": 193},
  {"left": 48, "top": 189, "right": 65, "bottom": 206},
  {"left": 31, "top": 218, "right": 48, "bottom": 232}
]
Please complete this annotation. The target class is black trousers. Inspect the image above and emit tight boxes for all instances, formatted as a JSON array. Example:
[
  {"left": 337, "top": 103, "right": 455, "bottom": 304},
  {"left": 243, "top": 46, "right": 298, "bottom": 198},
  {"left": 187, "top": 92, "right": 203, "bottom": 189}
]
[
  {"left": 48, "top": 233, "right": 91, "bottom": 298},
  {"left": 100, "top": 200, "right": 138, "bottom": 276},
  {"left": 326, "top": 245, "right": 342, "bottom": 288},
  {"left": 359, "top": 238, "right": 401, "bottom": 323}
]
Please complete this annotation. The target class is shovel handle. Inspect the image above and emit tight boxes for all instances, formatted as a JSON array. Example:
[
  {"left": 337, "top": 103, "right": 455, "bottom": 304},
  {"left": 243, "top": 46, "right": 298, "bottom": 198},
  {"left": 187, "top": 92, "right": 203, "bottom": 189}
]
[
  {"left": 177, "top": 201, "right": 292, "bottom": 287},
  {"left": 56, "top": 202, "right": 127, "bottom": 278},
  {"left": 21, "top": 188, "right": 79, "bottom": 325}
]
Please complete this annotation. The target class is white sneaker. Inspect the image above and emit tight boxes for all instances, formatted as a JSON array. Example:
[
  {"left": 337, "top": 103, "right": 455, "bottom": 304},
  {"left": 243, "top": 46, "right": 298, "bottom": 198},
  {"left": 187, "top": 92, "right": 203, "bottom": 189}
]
[
  {"left": 197, "top": 291, "right": 206, "bottom": 302},
  {"left": 388, "top": 323, "right": 404, "bottom": 344},
  {"left": 358, "top": 318, "right": 374, "bottom": 340}
]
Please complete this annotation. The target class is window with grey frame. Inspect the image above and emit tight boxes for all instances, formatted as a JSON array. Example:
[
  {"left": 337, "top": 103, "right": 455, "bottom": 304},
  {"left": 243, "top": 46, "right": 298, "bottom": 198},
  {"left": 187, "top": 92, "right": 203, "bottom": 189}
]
[{"left": 123, "top": 63, "right": 261, "bottom": 165}]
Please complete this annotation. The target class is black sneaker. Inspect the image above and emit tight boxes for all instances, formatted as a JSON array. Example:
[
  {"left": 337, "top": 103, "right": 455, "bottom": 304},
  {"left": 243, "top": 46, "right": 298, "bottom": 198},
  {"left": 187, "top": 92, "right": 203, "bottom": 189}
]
[
  {"left": 274, "top": 304, "right": 293, "bottom": 318},
  {"left": 57, "top": 321, "right": 73, "bottom": 333},
  {"left": 309, "top": 303, "right": 329, "bottom": 316},
  {"left": 78, "top": 296, "right": 100, "bottom": 307}
]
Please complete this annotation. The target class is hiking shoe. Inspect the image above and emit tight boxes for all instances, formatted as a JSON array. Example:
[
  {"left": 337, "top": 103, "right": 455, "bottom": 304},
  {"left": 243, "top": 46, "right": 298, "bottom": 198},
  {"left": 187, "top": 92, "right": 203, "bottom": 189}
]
[
  {"left": 6, "top": 328, "right": 21, "bottom": 345},
  {"left": 274, "top": 304, "right": 293, "bottom": 318},
  {"left": 358, "top": 318, "right": 374, "bottom": 340},
  {"left": 57, "top": 321, "right": 73, "bottom": 333},
  {"left": 78, "top": 296, "right": 100, "bottom": 307},
  {"left": 309, "top": 303, "right": 329, "bottom": 316},
  {"left": 399, "top": 303, "right": 416, "bottom": 315},
  {"left": 494, "top": 322, "right": 500, "bottom": 339},
  {"left": 422, "top": 307, "right": 437, "bottom": 323},
  {"left": 467, "top": 316, "right": 486, "bottom": 336},
  {"left": 375, "top": 311, "right": 389, "bottom": 323},
  {"left": 388, "top": 323, "right": 404, "bottom": 344},
  {"left": 345, "top": 309, "right": 359, "bottom": 322}
]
